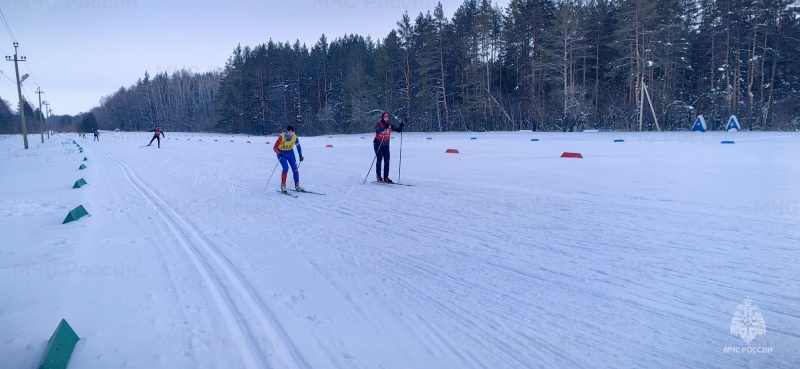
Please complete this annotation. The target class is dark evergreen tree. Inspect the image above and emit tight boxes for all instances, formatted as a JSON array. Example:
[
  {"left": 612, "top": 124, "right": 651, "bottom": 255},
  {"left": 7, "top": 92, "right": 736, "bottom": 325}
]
[
  {"left": 87, "top": 0, "right": 798, "bottom": 133},
  {"left": 0, "top": 97, "right": 15, "bottom": 133},
  {"left": 80, "top": 112, "right": 98, "bottom": 133}
]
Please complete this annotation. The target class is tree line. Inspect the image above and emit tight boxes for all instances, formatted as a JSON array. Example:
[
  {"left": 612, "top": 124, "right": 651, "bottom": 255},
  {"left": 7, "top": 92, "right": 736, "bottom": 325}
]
[
  {"left": 50, "top": 0, "right": 800, "bottom": 135},
  {"left": 0, "top": 91, "right": 104, "bottom": 135}
]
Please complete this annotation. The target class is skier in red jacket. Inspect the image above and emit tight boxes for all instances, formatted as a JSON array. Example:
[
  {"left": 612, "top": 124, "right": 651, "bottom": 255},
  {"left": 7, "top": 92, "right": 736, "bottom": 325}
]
[{"left": 373, "top": 112, "right": 404, "bottom": 183}]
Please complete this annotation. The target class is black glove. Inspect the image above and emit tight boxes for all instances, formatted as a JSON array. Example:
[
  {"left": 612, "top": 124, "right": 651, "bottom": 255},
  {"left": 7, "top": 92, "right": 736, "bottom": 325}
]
[
  {"left": 277, "top": 153, "right": 284, "bottom": 158},
  {"left": 299, "top": 156, "right": 304, "bottom": 162},
  {"left": 400, "top": 122, "right": 406, "bottom": 130}
]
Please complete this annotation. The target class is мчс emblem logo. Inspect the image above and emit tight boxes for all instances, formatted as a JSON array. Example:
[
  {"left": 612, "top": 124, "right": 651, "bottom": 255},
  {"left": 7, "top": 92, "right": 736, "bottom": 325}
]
[{"left": 730, "top": 298, "right": 766, "bottom": 344}]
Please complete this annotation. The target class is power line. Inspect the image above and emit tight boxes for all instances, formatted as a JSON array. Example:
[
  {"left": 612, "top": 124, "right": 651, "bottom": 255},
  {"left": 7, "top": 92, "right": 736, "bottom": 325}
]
[
  {"left": 0, "top": 8, "right": 35, "bottom": 112},
  {"left": 0, "top": 6, "right": 15, "bottom": 56},
  {"left": 0, "top": 9, "right": 45, "bottom": 113},
  {"left": 0, "top": 14, "right": 45, "bottom": 117},
  {"left": 0, "top": 7, "right": 16, "bottom": 43},
  {"left": 21, "top": 83, "right": 34, "bottom": 104},
  {"left": 0, "top": 70, "right": 15, "bottom": 83},
  {"left": 17, "top": 46, "right": 41, "bottom": 88},
  {"left": 6, "top": 49, "right": 36, "bottom": 104}
]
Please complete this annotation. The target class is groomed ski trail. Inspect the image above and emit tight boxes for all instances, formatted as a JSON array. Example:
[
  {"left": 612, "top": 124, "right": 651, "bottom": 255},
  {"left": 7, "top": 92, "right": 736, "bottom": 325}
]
[{"left": 100, "top": 147, "right": 310, "bottom": 369}]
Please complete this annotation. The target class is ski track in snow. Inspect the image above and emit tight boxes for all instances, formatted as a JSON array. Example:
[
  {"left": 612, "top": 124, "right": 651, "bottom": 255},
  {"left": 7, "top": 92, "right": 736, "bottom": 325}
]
[
  {"left": 4, "top": 132, "right": 799, "bottom": 369},
  {"left": 127, "top": 143, "right": 524, "bottom": 367},
  {"left": 99, "top": 146, "right": 309, "bottom": 369},
  {"left": 135, "top": 133, "right": 798, "bottom": 368}
]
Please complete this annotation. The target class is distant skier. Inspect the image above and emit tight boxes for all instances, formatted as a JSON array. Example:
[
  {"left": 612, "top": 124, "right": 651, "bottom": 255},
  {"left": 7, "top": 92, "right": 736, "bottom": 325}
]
[
  {"left": 147, "top": 127, "right": 165, "bottom": 148},
  {"left": 373, "top": 112, "right": 404, "bottom": 183},
  {"left": 273, "top": 125, "right": 304, "bottom": 193},
  {"left": 93, "top": 130, "right": 99, "bottom": 141}
]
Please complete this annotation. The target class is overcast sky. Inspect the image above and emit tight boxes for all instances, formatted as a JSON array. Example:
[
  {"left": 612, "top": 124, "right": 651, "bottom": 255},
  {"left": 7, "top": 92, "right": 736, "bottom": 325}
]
[{"left": 0, "top": 0, "right": 510, "bottom": 116}]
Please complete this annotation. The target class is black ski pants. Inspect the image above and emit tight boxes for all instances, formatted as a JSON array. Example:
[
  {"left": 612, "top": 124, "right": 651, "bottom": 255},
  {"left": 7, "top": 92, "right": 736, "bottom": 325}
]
[
  {"left": 148, "top": 136, "right": 161, "bottom": 147},
  {"left": 373, "top": 139, "right": 390, "bottom": 179}
]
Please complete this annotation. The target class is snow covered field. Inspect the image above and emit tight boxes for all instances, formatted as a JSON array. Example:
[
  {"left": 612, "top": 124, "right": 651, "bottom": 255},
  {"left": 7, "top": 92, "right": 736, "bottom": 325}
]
[{"left": 1, "top": 129, "right": 798, "bottom": 369}]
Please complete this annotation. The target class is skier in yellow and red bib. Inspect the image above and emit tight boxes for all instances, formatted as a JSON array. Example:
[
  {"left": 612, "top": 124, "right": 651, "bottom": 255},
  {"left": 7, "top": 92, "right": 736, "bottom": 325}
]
[{"left": 273, "top": 125, "right": 304, "bottom": 193}]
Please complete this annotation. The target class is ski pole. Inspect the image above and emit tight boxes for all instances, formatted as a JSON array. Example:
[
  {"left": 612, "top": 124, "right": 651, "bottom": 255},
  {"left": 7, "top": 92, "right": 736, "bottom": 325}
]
[
  {"left": 363, "top": 139, "right": 384, "bottom": 184},
  {"left": 398, "top": 130, "right": 403, "bottom": 183},
  {"left": 264, "top": 160, "right": 280, "bottom": 190}
]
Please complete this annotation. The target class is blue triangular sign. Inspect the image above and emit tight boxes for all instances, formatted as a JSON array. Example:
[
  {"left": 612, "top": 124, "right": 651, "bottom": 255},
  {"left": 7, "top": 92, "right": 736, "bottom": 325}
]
[
  {"left": 726, "top": 115, "right": 741, "bottom": 132},
  {"left": 692, "top": 115, "right": 706, "bottom": 132}
]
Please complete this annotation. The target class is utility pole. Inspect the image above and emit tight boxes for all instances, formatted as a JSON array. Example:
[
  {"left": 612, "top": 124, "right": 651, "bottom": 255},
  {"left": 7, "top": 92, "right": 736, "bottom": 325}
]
[
  {"left": 36, "top": 87, "right": 44, "bottom": 143},
  {"left": 6, "top": 42, "right": 28, "bottom": 149},
  {"left": 6, "top": 43, "right": 30, "bottom": 148},
  {"left": 47, "top": 105, "right": 53, "bottom": 138},
  {"left": 43, "top": 100, "right": 50, "bottom": 138}
]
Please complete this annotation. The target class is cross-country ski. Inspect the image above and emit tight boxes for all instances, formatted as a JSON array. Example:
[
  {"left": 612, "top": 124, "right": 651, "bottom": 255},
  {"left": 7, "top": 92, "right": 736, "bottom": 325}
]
[
  {"left": 292, "top": 189, "right": 325, "bottom": 195},
  {"left": 370, "top": 181, "right": 414, "bottom": 186}
]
